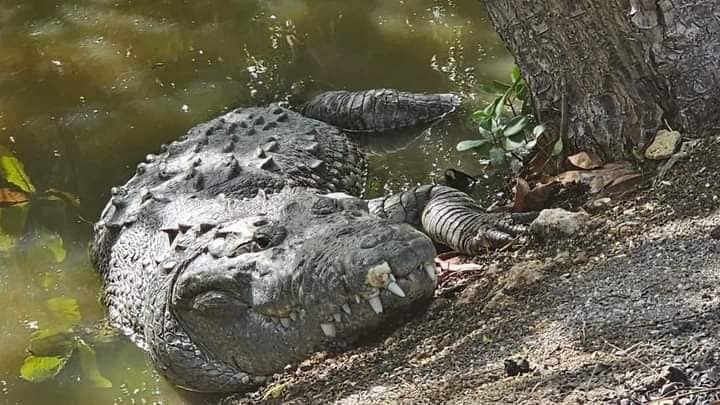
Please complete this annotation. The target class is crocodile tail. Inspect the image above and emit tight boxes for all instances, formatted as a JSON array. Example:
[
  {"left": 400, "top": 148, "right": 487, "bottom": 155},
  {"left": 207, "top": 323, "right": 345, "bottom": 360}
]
[{"left": 300, "top": 89, "right": 462, "bottom": 132}]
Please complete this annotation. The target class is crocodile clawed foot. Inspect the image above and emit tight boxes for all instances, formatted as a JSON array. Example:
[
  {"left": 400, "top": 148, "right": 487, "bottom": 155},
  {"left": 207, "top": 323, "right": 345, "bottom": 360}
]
[{"left": 471, "top": 212, "right": 536, "bottom": 251}]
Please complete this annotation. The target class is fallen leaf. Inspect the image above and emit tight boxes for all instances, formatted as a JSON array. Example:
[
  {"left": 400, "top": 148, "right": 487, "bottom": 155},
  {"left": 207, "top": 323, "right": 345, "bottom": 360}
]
[
  {"left": 553, "top": 162, "right": 638, "bottom": 194},
  {"left": 512, "top": 178, "right": 562, "bottom": 212},
  {"left": 567, "top": 151, "right": 603, "bottom": 169},
  {"left": 0, "top": 187, "right": 30, "bottom": 205},
  {"left": 263, "top": 382, "right": 290, "bottom": 400},
  {"left": 20, "top": 355, "right": 69, "bottom": 383},
  {"left": 603, "top": 173, "right": 645, "bottom": 194},
  {"left": 0, "top": 145, "right": 36, "bottom": 194}
]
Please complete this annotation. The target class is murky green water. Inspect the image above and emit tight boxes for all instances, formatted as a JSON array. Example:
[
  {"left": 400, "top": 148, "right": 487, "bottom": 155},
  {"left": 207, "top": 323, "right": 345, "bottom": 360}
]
[{"left": 0, "top": 1, "right": 511, "bottom": 403}]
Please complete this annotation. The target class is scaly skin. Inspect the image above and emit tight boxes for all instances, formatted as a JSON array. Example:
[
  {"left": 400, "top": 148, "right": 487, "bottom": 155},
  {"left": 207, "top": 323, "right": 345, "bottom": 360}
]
[
  {"left": 92, "top": 91, "right": 526, "bottom": 393},
  {"left": 300, "top": 88, "right": 462, "bottom": 132}
]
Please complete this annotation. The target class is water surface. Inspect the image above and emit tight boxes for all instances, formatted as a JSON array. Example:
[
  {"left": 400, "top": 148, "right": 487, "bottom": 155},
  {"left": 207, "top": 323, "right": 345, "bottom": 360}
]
[{"left": 0, "top": 1, "right": 511, "bottom": 403}]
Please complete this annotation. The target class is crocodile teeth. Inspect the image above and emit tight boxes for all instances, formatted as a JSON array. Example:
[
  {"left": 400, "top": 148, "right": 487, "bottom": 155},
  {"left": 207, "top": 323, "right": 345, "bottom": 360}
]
[
  {"left": 342, "top": 303, "right": 352, "bottom": 315},
  {"left": 280, "top": 318, "right": 291, "bottom": 328},
  {"left": 320, "top": 323, "right": 336, "bottom": 337},
  {"left": 270, "top": 316, "right": 279, "bottom": 325},
  {"left": 387, "top": 281, "right": 406, "bottom": 298},
  {"left": 368, "top": 296, "right": 383, "bottom": 314},
  {"left": 354, "top": 295, "right": 361, "bottom": 304},
  {"left": 333, "top": 312, "right": 342, "bottom": 323},
  {"left": 367, "top": 261, "right": 392, "bottom": 288},
  {"left": 289, "top": 311, "right": 298, "bottom": 321},
  {"left": 424, "top": 262, "right": 437, "bottom": 282}
]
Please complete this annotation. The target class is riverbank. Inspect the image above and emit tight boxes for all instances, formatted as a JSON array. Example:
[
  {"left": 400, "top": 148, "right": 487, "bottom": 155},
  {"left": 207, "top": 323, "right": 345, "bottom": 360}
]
[{"left": 227, "top": 135, "right": 720, "bottom": 405}]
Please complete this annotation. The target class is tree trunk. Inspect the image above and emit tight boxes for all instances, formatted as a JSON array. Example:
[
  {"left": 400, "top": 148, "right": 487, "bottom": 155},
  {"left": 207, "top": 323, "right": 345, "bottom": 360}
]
[{"left": 483, "top": 0, "right": 720, "bottom": 162}]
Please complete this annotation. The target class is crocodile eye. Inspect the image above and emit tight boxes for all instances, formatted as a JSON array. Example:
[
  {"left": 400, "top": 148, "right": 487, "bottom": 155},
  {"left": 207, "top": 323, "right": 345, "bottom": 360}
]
[
  {"left": 252, "top": 225, "right": 286, "bottom": 250},
  {"left": 189, "top": 291, "right": 242, "bottom": 313}
]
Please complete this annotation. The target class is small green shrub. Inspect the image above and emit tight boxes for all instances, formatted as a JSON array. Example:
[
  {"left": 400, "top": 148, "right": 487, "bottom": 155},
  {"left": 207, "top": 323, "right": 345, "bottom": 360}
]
[{"left": 457, "top": 65, "right": 545, "bottom": 168}]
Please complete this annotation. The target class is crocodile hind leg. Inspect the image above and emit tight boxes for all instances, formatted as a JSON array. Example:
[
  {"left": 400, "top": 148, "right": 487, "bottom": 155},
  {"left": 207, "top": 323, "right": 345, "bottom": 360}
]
[
  {"left": 368, "top": 185, "right": 536, "bottom": 256},
  {"left": 300, "top": 89, "right": 462, "bottom": 133}
]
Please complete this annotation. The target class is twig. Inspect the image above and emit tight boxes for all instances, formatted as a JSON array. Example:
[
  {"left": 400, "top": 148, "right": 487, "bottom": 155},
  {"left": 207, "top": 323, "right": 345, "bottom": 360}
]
[{"left": 602, "top": 338, "right": 663, "bottom": 379}]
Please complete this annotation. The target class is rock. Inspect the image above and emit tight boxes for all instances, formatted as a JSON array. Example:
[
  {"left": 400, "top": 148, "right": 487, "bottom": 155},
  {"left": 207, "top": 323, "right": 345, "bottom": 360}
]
[
  {"left": 529, "top": 208, "right": 590, "bottom": 240},
  {"left": 644, "top": 129, "right": 681, "bottom": 160},
  {"left": 501, "top": 260, "right": 548, "bottom": 290},
  {"left": 504, "top": 358, "right": 532, "bottom": 377},
  {"left": 710, "top": 225, "right": 720, "bottom": 239}
]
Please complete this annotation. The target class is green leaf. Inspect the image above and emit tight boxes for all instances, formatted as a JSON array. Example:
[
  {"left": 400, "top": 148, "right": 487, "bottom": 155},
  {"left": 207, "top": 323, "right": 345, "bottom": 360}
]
[
  {"left": 46, "top": 297, "right": 81, "bottom": 330},
  {"left": 477, "top": 124, "right": 493, "bottom": 137},
  {"left": 494, "top": 94, "right": 507, "bottom": 119},
  {"left": 456, "top": 139, "right": 490, "bottom": 152},
  {"left": 42, "top": 232, "right": 66, "bottom": 263},
  {"left": 491, "top": 117, "right": 504, "bottom": 132},
  {"left": 76, "top": 339, "right": 113, "bottom": 388},
  {"left": 516, "top": 83, "right": 528, "bottom": 101},
  {"left": 504, "top": 137, "right": 526, "bottom": 152},
  {"left": 0, "top": 145, "right": 36, "bottom": 194},
  {"left": 483, "top": 98, "right": 499, "bottom": 117},
  {"left": 22, "top": 229, "right": 67, "bottom": 265},
  {"left": 503, "top": 116, "right": 530, "bottom": 137},
  {"left": 552, "top": 138, "right": 564, "bottom": 156},
  {"left": 532, "top": 124, "right": 547, "bottom": 138},
  {"left": 489, "top": 147, "right": 507, "bottom": 166},
  {"left": 471, "top": 110, "right": 490, "bottom": 124},
  {"left": 20, "top": 355, "right": 69, "bottom": 382},
  {"left": 511, "top": 65, "right": 522, "bottom": 84},
  {"left": 479, "top": 81, "right": 511, "bottom": 94}
]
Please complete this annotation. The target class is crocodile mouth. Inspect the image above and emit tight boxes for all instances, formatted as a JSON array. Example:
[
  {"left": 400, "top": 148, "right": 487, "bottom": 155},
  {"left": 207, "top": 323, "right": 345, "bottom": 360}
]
[
  {"left": 311, "top": 258, "right": 438, "bottom": 338},
  {"left": 165, "top": 218, "right": 439, "bottom": 380}
]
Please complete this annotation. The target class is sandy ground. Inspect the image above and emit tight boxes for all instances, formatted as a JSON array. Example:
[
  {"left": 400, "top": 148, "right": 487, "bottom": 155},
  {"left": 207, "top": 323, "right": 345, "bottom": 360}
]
[{"left": 224, "top": 136, "right": 720, "bottom": 405}]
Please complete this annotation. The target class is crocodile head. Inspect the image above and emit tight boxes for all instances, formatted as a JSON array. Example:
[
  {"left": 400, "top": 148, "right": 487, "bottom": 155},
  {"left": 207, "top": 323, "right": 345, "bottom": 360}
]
[{"left": 144, "top": 189, "right": 437, "bottom": 391}]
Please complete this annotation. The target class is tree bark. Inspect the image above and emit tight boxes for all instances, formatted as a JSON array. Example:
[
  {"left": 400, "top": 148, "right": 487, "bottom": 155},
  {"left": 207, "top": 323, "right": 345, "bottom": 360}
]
[{"left": 483, "top": 0, "right": 720, "bottom": 162}]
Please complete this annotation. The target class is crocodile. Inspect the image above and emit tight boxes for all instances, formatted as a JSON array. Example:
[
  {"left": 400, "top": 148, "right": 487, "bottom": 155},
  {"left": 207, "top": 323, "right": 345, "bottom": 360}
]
[{"left": 92, "top": 89, "right": 530, "bottom": 392}]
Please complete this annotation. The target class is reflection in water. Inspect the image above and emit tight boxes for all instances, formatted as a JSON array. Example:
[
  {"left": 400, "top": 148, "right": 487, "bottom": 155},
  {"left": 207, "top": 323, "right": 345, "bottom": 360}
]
[{"left": 0, "top": 1, "right": 511, "bottom": 403}]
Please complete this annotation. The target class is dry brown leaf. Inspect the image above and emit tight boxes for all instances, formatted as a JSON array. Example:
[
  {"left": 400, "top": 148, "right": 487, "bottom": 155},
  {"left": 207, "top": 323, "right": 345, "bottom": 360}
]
[
  {"left": 512, "top": 178, "right": 531, "bottom": 211},
  {"left": 567, "top": 151, "right": 602, "bottom": 169},
  {"left": 512, "top": 178, "right": 561, "bottom": 212},
  {"left": 553, "top": 161, "right": 638, "bottom": 194},
  {"left": 0, "top": 187, "right": 30, "bottom": 205},
  {"left": 603, "top": 173, "right": 644, "bottom": 194}
]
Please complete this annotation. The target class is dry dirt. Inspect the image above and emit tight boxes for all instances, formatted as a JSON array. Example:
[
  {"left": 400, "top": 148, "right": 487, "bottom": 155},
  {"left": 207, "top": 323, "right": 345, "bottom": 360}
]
[{"left": 223, "top": 136, "right": 720, "bottom": 405}]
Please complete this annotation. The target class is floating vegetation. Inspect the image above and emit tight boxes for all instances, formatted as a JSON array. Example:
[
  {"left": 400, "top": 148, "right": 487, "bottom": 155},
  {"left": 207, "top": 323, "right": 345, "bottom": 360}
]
[{"left": 20, "top": 297, "right": 114, "bottom": 388}]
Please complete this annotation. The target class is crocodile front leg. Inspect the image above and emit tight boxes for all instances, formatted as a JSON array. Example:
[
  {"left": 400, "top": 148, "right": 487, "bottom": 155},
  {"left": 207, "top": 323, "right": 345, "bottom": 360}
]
[{"left": 368, "top": 185, "right": 534, "bottom": 255}]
